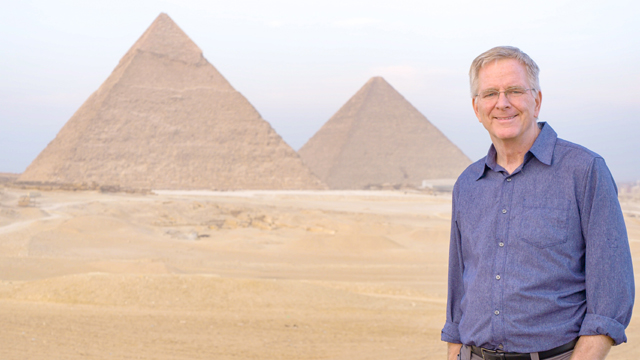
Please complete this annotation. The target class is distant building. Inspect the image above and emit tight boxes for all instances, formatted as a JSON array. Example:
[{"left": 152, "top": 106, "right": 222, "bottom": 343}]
[
  {"left": 18, "top": 13, "right": 324, "bottom": 191},
  {"left": 299, "top": 77, "right": 470, "bottom": 189}
]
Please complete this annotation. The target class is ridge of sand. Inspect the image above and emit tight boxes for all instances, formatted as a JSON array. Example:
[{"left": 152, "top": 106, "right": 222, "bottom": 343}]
[
  {"left": 18, "top": 13, "right": 324, "bottom": 190},
  {"left": 298, "top": 77, "right": 471, "bottom": 189}
]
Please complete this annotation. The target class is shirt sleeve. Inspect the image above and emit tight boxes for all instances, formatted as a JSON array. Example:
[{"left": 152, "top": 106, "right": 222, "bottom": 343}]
[
  {"left": 442, "top": 182, "right": 464, "bottom": 343},
  {"left": 578, "top": 157, "right": 635, "bottom": 345}
]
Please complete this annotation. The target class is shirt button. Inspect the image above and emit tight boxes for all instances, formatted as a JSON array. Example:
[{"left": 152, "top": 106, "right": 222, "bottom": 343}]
[
  {"left": 507, "top": 178, "right": 512, "bottom": 182},
  {"left": 502, "top": 209, "right": 507, "bottom": 214},
  {"left": 494, "top": 310, "right": 500, "bottom": 315},
  {"left": 499, "top": 242, "right": 505, "bottom": 247},
  {"left": 495, "top": 275, "right": 501, "bottom": 280},
  {"left": 498, "top": 344, "right": 504, "bottom": 349}
]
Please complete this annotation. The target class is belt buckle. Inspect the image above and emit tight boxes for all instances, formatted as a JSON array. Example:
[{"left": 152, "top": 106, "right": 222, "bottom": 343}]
[{"left": 481, "top": 348, "right": 505, "bottom": 360}]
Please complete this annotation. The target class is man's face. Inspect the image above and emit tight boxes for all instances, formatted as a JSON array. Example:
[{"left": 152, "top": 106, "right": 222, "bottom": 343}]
[{"left": 472, "top": 59, "right": 542, "bottom": 145}]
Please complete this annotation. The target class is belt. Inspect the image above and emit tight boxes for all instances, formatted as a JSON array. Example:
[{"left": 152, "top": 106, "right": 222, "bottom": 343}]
[{"left": 469, "top": 338, "right": 578, "bottom": 360}]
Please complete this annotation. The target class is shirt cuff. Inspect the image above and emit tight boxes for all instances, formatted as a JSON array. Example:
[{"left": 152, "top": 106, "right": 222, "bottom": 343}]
[
  {"left": 578, "top": 313, "right": 627, "bottom": 345},
  {"left": 441, "top": 320, "right": 461, "bottom": 343}
]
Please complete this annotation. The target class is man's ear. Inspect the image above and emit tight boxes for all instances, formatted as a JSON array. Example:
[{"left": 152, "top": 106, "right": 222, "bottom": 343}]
[
  {"left": 472, "top": 97, "right": 481, "bottom": 122},
  {"left": 534, "top": 90, "right": 542, "bottom": 118}
]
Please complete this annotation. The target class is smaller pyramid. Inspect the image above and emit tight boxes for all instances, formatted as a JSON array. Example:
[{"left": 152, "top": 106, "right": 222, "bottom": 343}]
[
  {"left": 298, "top": 77, "right": 470, "bottom": 189},
  {"left": 18, "top": 13, "right": 324, "bottom": 190}
]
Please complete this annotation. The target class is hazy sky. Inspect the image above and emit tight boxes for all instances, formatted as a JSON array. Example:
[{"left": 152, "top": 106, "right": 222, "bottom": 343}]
[{"left": 1, "top": 0, "right": 639, "bottom": 181}]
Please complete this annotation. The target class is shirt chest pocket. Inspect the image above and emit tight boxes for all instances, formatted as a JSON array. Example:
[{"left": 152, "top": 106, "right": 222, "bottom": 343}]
[{"left": 516, "top": 198, "right": 570, "bottom": 249}]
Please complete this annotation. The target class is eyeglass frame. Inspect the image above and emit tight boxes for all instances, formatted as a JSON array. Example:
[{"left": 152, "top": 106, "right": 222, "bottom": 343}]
[{"left": 474, "top": 87, "right": 537, "bottom": 103}]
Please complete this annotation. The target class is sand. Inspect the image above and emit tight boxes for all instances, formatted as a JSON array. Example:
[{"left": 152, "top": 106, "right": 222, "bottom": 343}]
[{"left": 0, "top": 188, "right": 638, "bottom": 359}]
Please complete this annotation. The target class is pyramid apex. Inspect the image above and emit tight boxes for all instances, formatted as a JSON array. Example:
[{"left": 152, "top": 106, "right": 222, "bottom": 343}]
[
  {"left": 368, "top": 76, "right": 388, "bottom": 82},
  {"left": 364, "top": 76, "right": 393, "bottom": 89},
  {"left": 126, "top": 12, "right": 205, "bottom": 64},
  {"left": 151, "top": 12, "right": 176, "bottom": 26}
]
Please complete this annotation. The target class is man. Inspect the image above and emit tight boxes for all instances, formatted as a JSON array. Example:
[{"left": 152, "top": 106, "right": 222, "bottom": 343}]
[{"left": 441, "top": 46, "right": 634, "bottom": 360}]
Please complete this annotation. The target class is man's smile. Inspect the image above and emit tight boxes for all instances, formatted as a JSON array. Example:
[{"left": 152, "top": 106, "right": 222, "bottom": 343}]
[{"left": 494, "top": 115, "right": 517, "bottom": 120}]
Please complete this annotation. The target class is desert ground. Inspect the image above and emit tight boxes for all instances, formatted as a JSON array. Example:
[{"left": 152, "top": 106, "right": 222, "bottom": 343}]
[{"left": 0, "top": 187, "right": 638, "bottom": 360}]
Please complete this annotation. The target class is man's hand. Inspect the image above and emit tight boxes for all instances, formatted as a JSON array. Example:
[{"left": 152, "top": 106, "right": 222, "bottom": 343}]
[
  {"left": 569, "top": 335, "right": 614, "bottom": 360},
  {"left": 447, "top": 342, "right": 462, "bottom": 360}
]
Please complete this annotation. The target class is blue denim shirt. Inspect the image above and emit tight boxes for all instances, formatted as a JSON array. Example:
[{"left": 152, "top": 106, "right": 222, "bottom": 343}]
[{"left": 441, "top": 122, "right": 634, "bottom": 353}]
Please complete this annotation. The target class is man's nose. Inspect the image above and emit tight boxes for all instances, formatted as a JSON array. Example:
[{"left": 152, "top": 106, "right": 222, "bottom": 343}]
[{"left": 495, "top": 91, "right": 511, "bottom": 108}]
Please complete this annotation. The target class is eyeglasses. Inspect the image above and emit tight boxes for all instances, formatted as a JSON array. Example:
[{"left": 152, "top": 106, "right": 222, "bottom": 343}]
[{"left": 475, "top": 87, "right": 535, "bottom": 102}]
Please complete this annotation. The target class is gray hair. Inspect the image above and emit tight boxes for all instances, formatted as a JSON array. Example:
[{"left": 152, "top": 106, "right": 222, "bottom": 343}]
[{"left": 469, "top": 46, "right": 540, "bottom": 98}]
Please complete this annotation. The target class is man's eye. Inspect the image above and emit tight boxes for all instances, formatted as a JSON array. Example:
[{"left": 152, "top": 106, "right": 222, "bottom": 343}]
[
  {"left": 483, "top": 92, "right": 498, "bottom": 98},
  {"left": 509, "top": 90, "right": 524, "bottom": 95}
]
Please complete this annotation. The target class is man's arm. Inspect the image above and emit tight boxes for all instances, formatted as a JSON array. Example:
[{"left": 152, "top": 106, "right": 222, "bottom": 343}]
[
  {"left": 578, "top": 158, "right": 634, "bottom": 345},
  {"left": 447, "top": 342, "right": 462, "bottom": 360},
  {"left": 441, "top": 183, "right": 465, "bottom": 346},
  {"left": 569, "top": 335, "right": 613, "bottom": 360}
]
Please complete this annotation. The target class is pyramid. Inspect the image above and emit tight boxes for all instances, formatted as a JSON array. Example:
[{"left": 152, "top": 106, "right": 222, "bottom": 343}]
[
  {"left": 298, "top": 77, "right": 470, "bottom": 189},
  {"left": 18, "top": 13, "right": 324, "bottom": 190}
]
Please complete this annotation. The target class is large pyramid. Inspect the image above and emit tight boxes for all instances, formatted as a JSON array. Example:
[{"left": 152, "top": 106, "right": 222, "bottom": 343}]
[
  {"left": 298, "top": 77, "right": 470, "bottom": 189},
  {"left": 18, "top": 13, "right": 324, "bottom": 190}
]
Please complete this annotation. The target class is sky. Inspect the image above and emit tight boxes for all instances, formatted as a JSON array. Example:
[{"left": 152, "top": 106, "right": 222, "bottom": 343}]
[{"left": 1, "top": 0, "right": 639, "bottom": 182}]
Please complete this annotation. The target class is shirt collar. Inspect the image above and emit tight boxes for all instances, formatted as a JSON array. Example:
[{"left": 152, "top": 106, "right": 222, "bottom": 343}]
[
  {"left": 527, "top": 122, "right": 556, "bottom": 166},
  {"left": 476, "top": 122, "right": 557, "bottom": 180}
]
